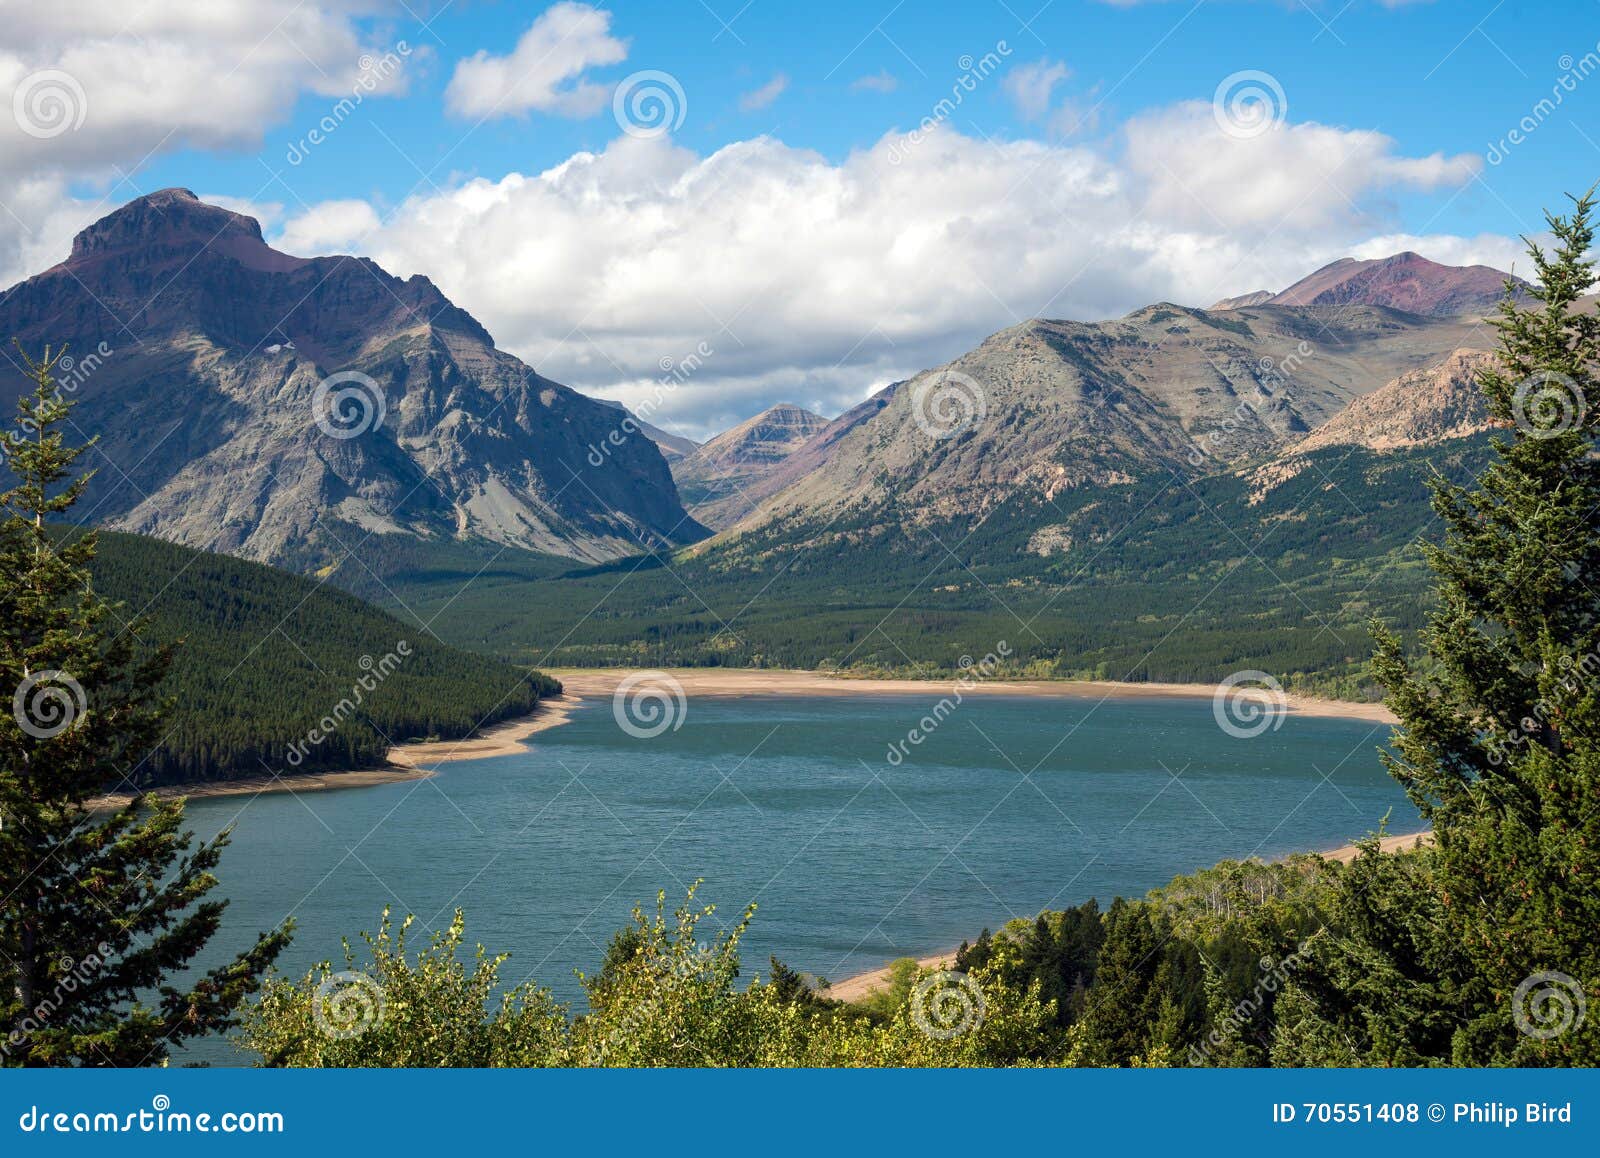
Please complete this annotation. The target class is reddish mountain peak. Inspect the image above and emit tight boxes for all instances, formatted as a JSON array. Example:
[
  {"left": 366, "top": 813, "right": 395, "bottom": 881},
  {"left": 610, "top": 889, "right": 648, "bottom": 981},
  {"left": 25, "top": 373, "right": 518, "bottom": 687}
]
[
  {"left": 1268, "top": 251, "right": 1523, "bottom": 316},
  {"left": 67, "top": 187, "right": 304, "bottom": 273}
]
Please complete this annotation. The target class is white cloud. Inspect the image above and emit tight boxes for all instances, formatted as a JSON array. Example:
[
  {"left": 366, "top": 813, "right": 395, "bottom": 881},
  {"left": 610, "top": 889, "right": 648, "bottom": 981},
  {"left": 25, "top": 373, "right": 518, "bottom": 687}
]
[
  {"left": 444, "top": 2, "right": 626, "bottom": 120},
  {"left": 0, "top": 1, "right": 419, "bottom": 286},
  {"left": 1003, "top": 59, "right": 1070, "bottom": 122},
  {"left": 272, "top": 110, "right": 1495, "bottom": 438},
  {"left": 1123, "top": 101, "right": 1479, "bottom": 231},
  {"left": 851, "top": 71, "right": 898, "bottom": 93},
  {"left": 739, "top": 73, "right": 789, "bottom": 112},
  {"left": 275, "top": 199, "right": 383, "bottom": 256}
]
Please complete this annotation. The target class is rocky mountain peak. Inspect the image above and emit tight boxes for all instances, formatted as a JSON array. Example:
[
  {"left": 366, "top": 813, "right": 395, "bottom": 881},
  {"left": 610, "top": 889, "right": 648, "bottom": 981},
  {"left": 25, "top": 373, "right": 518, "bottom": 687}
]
[{"left": 67, "top": 187, "right": 290, "bottom": 270}]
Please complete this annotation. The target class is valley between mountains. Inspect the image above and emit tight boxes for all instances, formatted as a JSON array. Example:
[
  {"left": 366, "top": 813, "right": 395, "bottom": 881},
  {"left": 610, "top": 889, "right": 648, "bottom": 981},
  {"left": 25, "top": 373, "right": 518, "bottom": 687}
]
[{"left": 0, "top": 190, "right": 1544, "bottom": 784}]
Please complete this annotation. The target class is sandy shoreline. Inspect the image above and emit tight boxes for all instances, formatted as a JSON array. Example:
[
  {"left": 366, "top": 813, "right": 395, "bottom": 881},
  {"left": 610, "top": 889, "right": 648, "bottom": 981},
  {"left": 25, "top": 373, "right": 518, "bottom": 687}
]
[
  {"left": 100, "top": 666, "right": 1393, "bottom": 807},
  {"left": 86, "top": 696, "right": 579, "bottom": 809},
  {"left": 551, "top": 668, "right": 1398, "bottom": 724},
  {"left": 822, "top": 829, "right": 1435, "bottom": 1002}
]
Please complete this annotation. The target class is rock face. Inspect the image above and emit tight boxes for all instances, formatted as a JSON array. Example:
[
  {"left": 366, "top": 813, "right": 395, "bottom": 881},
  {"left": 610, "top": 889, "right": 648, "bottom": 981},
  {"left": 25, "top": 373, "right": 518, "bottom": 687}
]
[
  {"left": 0, "top": 189, "right": 705, "bottom": 567},
  {"left": 717, "top": 299, "right": 1481, "bottom": 546},
  {"left": 1209, "top": 290, "right": 1274, "bottom": 311},
  {"left": 594, "top": 399, "right": 701, "bottom": 463},
  {"left": 1266, "top": 252, "right": 1524, "bottom": 317},
  {"left": 670, "top": 403, "right": 827, "bottom": 528},
  {"left": 1248, "top": 347, "right": 1498, "bottom": 498}
]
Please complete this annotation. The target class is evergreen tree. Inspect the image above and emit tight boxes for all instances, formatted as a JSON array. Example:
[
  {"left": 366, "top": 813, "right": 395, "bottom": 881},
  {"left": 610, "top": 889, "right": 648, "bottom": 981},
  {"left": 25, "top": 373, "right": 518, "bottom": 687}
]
[
  {"left": 0, "top": 345, "right": 289, "bottom": 1066},
  {"left": 1302, "top": 191, "right": 1600, "bottom": 1065}
]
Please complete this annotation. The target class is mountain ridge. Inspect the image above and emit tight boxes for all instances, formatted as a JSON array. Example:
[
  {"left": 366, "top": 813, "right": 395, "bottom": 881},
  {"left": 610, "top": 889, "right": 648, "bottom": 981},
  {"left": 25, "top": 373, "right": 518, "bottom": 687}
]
[{"left": 0, "top": 189, "right": 705, "bottom": 570}]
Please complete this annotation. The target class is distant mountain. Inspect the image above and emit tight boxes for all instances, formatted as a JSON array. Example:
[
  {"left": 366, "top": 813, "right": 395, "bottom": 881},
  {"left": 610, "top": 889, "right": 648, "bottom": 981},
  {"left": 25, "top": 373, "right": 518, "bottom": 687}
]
[
  {"left": 1249, "top": 348, "right": 1497, "bottom": 496},
  {"left": 1265, "top": 252, "right": 1524, "bottom": 317},
  {"left": 594, "top": 399, "right": 701, "bottom": 462},
  {"left": 717, "top": 301, "right": 1479, "bottom": 547},
  {"left": 671, "top": 403, "right": 827, "bottom": 528},
  {"left": 0, "top": 189, "right": 705, "bottom": 569},
  {"left": 1209, "top": 290, "right": 1274, "bottom": 311}
]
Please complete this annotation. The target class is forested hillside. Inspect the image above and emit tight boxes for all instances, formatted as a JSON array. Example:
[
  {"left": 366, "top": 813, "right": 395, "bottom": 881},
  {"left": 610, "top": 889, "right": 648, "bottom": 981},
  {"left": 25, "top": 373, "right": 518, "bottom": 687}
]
[
  {"left": 82, "top": 529, "right": 558, "bottom": 786},
  {"left": 366, "top": 436, "right": 1495, "bottom": 697}
]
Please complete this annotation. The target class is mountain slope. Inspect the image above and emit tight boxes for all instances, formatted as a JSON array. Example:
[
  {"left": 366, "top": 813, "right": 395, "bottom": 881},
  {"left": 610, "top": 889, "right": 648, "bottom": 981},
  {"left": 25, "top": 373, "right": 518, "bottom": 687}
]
[
  {"left": 595, "top": 399, "right": 701, "bottom": 462},
  {"left": 1248, "top": 347, "right": 1497, "bottom": 496},
  {"left": 81, "top": 529, "right": 558, "bottom": 786},
  {"left": 1267, "top": 252, "right": 1523, "bottom": 316},
  {"left": 720, "top": 300, "right": 1479, "bottom": 547},
  {"left": 0, "top": 189, "right": 705, "bottom": 570},
  {"left": 671, "top": 403, "right": 827, "bottom": 528}
]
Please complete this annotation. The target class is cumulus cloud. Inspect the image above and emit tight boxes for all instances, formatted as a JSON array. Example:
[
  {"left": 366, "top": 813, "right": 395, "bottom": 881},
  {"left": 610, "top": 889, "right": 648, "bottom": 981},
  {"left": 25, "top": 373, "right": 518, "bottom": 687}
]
[
  {"left": 271, "top": 110, "right": 1494, "bottom": 438},
  {"left": 739, "top": 73, "right": 789, "bottom": 112},
  {"left": 1123, "top": 102, "right": 1479, "bottom": 231},
  {"left": 0, "top": 1, "right": 420, "bottom": 286},
  {"left": 444, "top": 2, "right": 626, "bottom": 120}
]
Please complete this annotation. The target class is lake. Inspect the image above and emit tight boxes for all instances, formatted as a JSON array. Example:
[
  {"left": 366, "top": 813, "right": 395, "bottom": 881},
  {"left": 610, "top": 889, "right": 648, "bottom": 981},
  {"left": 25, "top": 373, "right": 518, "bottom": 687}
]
[{"left": 178, "top": 691, "right": 1414, "bottom": 1062}]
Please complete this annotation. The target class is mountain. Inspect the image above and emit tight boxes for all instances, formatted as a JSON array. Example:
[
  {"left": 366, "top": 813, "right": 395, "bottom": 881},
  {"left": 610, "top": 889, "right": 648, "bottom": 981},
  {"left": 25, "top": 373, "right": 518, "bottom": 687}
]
[
  {"left": 1209, "top": 290, "right": 1274, "bottom": 311},
  {"left": 594, "top": 399, "right": 701, "bottom": 462},
  {"left": 670, "top": 403, "right": 828, "bottom": 528},
  {"left": 1248, "top": 347, "right": 1497, "bottom": 496},
  {"left": 1265, "top": 252, "right": 1523, "bottom": 316},
  {"left": 0, "top": 189, "right": 705, "bottom": 569},
  {"left": 716, "top": 299, "right": 1479, "bottom": 545},
  {"left": 81, "top": 529, "right": 558, "bottom": 785}
]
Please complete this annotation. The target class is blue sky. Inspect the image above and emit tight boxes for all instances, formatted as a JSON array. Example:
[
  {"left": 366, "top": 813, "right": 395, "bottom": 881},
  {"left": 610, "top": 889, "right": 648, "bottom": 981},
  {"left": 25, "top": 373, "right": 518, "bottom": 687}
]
[
  {"left": 146, "top": 0, "right": 1600, "bottom": 240},
  {"left": 5, "top": 0, "right": 1599, "bottom": 435}
]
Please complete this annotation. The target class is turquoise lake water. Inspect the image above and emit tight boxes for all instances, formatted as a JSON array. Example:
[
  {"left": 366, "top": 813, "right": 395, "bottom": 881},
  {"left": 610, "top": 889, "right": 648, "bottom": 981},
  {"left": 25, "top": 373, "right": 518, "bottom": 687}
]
[{"left": 177, "top": 691, "right": 1415, "bottom": 1061}]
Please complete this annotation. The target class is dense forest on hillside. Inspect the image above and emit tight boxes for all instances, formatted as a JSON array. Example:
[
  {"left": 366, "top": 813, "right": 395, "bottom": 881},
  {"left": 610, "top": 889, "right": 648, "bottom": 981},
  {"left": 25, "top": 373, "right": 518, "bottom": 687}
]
[
  {"left": 350, "top": 437, "right": 1493, "bottom": 699},
  {"left": 82, "top": 529, "right": 558, "bottom": 785}
]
